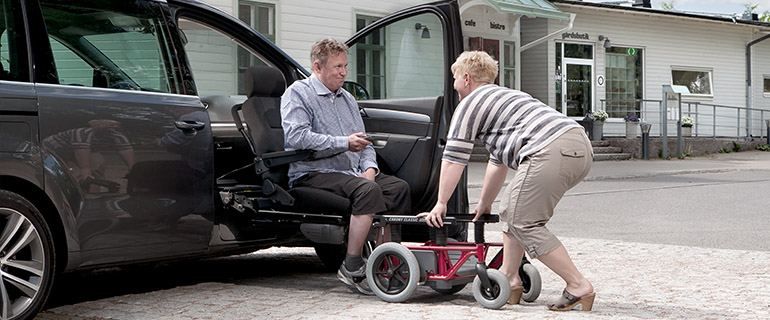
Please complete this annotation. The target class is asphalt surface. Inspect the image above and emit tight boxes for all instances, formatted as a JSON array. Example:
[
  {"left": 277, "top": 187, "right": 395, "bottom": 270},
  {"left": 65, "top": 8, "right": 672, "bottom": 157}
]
[{"left": 38, "top": 151, "right": 770, "bottom": 319}]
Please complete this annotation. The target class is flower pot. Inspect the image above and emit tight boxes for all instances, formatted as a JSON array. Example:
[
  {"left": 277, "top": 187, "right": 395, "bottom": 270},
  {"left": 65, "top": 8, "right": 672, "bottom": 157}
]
[
  {"left": 591, "top": 121, "right": 604, "bottom": 141},
  {"left": 681, "top": 126, "right": 692, "bottom": 137},
  {"left": 625, "top": 122, "right": 638, "bottom": 139}
]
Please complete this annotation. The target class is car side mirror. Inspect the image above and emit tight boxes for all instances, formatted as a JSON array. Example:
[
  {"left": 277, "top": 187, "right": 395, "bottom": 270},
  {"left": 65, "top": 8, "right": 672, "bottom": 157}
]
[{"left": 343, "top": 81, "right": 370, "bottom": 100}]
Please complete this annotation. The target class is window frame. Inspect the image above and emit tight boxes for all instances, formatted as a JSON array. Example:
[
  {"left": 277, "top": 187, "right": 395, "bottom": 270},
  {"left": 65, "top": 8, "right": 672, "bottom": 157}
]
[
  {"left": 502, "top": 40, "right": 515, "bottom": 89},
  {"left": 604, "top": 46, "right": 644, "bottom": 119},
  {"left": 671, "top": 67, "right": 714, "bottom": 98},
  {"left": 238, "top": 1, "right": 275, "bottom": 43},
  {"left": 354, "top": 14, "right": 386, "bottom": 99},
  {"left": 763, "top": 75, "right": 770, "bottom": 98}
]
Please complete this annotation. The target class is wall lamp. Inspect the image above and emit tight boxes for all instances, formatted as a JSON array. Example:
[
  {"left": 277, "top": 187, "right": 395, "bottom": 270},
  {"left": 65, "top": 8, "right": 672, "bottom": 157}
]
[
  {"left": 598, "top": 35, "right": 611, "bottom": 49},
  {"left": 415, "top": 23, "right": 430, "bottom": 39}
]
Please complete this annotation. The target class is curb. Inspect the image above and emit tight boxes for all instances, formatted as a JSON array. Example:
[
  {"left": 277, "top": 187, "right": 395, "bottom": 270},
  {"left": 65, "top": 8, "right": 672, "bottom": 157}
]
[{"left": 467, "top": 168, "right": 770, "bottom": 190}]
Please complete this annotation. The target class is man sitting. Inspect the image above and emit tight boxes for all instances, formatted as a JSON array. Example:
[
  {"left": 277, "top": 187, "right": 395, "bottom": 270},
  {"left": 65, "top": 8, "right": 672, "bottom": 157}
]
[{"left": 280, "top": 38, "right": 410, "bottom": 290}]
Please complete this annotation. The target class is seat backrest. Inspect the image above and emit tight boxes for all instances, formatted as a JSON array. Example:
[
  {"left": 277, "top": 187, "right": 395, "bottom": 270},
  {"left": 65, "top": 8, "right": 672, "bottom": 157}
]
[
  {"left": 240, "top": 66, "right": 288, "bottom": 185},
  {"left": 241, "top": 65, "right": 286, "bottom": 156}
]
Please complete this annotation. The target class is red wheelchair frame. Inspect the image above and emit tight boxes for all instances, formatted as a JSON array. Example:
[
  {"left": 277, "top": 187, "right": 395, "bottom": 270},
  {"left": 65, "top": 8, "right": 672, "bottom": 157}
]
[{"left": 365, "top": 214, "right": 541, "bottom": 309}]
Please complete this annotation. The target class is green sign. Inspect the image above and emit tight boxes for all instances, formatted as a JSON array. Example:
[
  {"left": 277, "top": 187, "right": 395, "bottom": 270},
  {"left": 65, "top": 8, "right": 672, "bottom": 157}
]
[{"left": 627, "top": 48, "right": 637, "bottom": 55}]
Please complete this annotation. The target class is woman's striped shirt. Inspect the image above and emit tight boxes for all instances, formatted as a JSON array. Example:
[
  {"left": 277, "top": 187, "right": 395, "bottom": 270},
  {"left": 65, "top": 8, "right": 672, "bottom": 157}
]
[{"left": 443, "top": 84, "right": 582, "bottom": 169}]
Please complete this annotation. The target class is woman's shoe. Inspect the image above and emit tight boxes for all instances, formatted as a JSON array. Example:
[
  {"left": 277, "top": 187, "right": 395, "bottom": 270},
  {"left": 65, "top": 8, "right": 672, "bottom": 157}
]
[
  {"left": 547, "top": 289, "right": 595, "bottom": 311},
  {"left": 508, "top": 285, "right": 523, "bottom": 304}
]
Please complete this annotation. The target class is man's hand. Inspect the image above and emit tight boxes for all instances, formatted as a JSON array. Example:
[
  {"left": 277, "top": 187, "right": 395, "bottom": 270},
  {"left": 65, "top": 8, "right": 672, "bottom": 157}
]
[
  {"left": 472, "top": 203, "right": 491, "bottom": 222},
  {"left": 417, "top": 203, "right": 447, "bottom": 228},
  {"left": 359, "top": 168, "right": 375, "bottom": 181},
  {"left": 348, "top": 132, "right": 371, "bottom": 152}
]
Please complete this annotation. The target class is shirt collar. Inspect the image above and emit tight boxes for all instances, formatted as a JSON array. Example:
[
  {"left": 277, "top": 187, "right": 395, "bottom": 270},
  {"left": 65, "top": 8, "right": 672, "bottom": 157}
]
[{"left": 310, "top": 74, "right": 343, "bottom": 97}]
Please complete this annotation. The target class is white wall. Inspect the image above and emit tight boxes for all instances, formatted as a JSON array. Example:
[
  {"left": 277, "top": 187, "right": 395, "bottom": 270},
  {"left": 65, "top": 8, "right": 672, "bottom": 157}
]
[
  {"left": 520, "top": 16, "right": 550, "bottom": 105},
  {"left": 199, "top": 0, "right": 426, "bottom": 70}
]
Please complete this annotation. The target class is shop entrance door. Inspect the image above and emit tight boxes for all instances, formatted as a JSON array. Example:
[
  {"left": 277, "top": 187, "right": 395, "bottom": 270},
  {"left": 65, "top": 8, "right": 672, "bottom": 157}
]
[{"left": 563, "top": 60, "right": 592, "bottom": 117}]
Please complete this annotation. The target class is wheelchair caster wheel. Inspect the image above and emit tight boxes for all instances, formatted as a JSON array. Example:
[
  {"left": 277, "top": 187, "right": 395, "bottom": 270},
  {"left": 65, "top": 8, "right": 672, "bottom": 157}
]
[
  {"left": 366, "top": 243, "right": 419, "bottom": 303},
  {"left": 472, "top": 269, "right": 510, "bottom": 309},
  {"left": 520, "top": 262, "right": 541, "bottom": 302}
]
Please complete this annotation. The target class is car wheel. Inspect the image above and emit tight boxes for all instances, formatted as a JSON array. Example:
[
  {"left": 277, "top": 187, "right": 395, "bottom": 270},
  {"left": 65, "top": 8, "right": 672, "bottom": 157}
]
[{"left": 0, "top": 190, "right": 56, "bottom": 320}]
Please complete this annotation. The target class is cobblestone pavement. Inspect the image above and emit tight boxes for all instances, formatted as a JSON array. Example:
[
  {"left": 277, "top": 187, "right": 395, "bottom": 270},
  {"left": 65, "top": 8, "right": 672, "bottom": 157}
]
[
  {"left": 39, "top": 231, "right": 770, "bottom": 320},
  {"left": 38, "top": 152, "right": 770, "bottom": 319}
]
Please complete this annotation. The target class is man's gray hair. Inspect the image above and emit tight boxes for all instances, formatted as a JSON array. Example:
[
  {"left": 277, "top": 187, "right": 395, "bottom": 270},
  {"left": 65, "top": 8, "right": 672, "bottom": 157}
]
[{"left": 311, "top": 38, "right": 349, "bottom": 67}]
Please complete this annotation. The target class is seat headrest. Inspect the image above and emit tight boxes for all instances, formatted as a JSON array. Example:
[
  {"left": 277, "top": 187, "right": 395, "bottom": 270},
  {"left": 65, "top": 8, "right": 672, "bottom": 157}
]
[{"left": 245, "top": 66, "right": 286, "bottom": 98}]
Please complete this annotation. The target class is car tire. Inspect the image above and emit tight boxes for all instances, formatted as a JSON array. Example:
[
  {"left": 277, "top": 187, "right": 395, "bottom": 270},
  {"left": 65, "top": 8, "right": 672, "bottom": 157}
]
[{"left": 0, "top": 190, "right": 56, "bottom": 320}]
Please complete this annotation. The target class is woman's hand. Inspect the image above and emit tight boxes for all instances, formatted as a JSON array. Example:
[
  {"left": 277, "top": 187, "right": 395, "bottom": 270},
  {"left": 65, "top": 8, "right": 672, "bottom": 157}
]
[
  {"left": 417, "top": 203, "right": 447, "bottom": 228},
  {"left": 472, "top": 203, "right": 492, "bottom": 222}
]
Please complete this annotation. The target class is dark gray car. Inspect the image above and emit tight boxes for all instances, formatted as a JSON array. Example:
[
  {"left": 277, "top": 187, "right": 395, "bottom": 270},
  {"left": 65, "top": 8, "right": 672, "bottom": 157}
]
[{"left": 0, "top": 0, "right": 466, "bottom": 318}]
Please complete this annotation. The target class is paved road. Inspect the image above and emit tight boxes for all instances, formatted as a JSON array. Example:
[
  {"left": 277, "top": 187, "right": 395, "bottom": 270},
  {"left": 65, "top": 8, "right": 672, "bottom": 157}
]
[{"left": 38, "top": 151, "right": 770, "bottom": 319}]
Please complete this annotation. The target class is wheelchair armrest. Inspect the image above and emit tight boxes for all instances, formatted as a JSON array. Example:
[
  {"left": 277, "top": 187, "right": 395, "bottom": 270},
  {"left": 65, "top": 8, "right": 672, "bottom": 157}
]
[
  {"left": 260, "top": 149, "right": 314, "bottom": 168},
  {"left": 448, "top": 214, "right": 499, "bottom": 223}
]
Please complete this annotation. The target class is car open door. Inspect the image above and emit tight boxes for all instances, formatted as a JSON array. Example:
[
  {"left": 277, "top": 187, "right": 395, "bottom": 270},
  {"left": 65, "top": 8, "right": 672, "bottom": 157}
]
[{"left": 345, "top": 1, "right": 467, "bottom": 217}]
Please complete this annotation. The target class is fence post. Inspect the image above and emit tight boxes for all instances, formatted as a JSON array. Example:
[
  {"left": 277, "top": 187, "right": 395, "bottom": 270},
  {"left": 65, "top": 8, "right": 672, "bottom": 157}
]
[
  {"left": 713, "top": 106, "right": 716, "bottom": 138},
  {"left": 737, "top": 108, "right": 741, "bottom": 139}
]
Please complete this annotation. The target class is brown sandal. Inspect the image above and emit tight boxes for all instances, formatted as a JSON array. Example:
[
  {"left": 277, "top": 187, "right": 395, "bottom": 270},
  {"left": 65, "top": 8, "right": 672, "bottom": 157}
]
[
  {"left": 508, "top": 285, "right": 523, "bottom": 305},
  {"left": 547, "top": 289, "right": 595, "bottom": 311}
]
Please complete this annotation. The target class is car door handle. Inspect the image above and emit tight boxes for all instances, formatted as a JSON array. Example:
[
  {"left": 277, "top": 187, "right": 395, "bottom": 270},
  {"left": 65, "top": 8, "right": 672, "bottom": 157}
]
[
  {"left": 175, "top": 120, "right": 206, "bottom": 131},
  {"left": 175, "top": 120, "right": 205, "bottom": 136}
]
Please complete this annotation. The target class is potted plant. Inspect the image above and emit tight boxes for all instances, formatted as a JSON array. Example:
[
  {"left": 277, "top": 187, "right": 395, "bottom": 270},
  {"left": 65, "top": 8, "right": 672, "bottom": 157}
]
[
  {"left": 591, "top": 110, "right": 608, "bottom": 141},
  {"left": 623, "top": 113, "right": 640, "bottom": 138},
  {"left": 681, "top": 116, "right": 694, "bottom": 136}
]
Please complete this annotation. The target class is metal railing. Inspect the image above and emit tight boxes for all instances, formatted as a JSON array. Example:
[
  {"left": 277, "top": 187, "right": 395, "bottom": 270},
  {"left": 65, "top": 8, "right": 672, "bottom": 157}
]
[
  {"left": 600, "top": 99, "right": 770, "bottom": 140},
  {"left": 682, "top": 102, "right": 770, "bottom": 139}
]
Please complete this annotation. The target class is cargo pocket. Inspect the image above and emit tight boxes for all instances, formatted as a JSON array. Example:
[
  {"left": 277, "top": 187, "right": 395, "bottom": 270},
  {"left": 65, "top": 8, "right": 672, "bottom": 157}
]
[{"left": 559, "top": 147, "right": 587, "bottom": 182}]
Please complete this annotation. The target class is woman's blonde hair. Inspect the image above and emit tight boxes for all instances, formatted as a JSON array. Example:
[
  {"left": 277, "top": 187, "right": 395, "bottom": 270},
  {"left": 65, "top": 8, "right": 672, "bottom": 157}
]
[{"left": 451, "top": 51, "right": 498, "bottom": 84}]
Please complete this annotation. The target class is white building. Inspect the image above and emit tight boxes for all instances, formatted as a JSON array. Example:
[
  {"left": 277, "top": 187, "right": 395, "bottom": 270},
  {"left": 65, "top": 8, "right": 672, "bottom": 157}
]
[{"left": 200, "top": 0, "right": 770, "bottom": 138}]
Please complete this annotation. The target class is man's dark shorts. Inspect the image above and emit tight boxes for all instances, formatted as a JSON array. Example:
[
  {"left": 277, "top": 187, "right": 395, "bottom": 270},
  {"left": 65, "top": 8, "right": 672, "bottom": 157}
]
[{"left": 294, "top": 172, "right": 410, "bottom": 215}]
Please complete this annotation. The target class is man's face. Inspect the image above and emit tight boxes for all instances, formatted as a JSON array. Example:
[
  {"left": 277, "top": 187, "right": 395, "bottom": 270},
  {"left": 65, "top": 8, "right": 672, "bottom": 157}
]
[
  {"left": 314, "top": 53, "right": 348, "bottom": 92},
  {"left": 453, "top": 71, "right": 470, "bottom": 101}
]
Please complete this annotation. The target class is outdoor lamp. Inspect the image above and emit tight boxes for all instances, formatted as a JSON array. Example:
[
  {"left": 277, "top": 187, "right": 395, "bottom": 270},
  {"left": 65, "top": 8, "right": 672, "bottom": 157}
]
[
  {"left": 415, "top": 23, "right": 430, "bottom": 39},
  {"left": 640, "top": 122, "right": 652, "bottom": 160},
  {"left": 598, "top": 35, "right": 611, "bottom": 49}
]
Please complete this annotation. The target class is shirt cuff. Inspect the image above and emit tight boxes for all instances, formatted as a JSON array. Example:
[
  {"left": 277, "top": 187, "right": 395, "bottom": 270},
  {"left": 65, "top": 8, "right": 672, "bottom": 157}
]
[
  {"left": 333, "top": 136, "right": 349, "bottom": 152},
  {"left": 361, "top": 160, "right": 379, "bottom": 175}
]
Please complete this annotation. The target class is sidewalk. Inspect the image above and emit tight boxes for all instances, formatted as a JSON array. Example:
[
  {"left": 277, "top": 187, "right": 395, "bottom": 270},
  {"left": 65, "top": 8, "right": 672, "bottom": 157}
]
[{"left": 466, "top": 150, "right": 770, "bottom": 188}]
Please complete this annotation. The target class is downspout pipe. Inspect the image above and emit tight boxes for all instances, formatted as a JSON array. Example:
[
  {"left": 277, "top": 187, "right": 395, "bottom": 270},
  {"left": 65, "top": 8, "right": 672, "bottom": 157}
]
[
  {"left": 521, "top": 13, "right": 576, "bottom": 52},
  {"left": 746, "top": 32, "right": 770, "bottom": 139}
]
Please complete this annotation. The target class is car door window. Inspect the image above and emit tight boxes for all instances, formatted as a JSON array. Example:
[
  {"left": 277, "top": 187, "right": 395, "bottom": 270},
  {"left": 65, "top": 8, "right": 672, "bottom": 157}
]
[
  {"left": 178, "top": 18, "right": 275, "bottom": 96},
  {"left": 39, "top": 0, "right": 181, "bottom": 93},
  {"left": 0, "top": 0, "right": 28, "bottom": 82},
  {"left": 350, "top": 12, "right": 444, "bottom": 99}
]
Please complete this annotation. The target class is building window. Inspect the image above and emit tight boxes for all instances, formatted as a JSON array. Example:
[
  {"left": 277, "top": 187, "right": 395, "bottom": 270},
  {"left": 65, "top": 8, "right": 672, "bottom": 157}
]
[
  {"left": 764, "top": 76, "right": 770, "bottom": 97},
  {"left": 605, "top": 47, "right": 643, "bottom": 118},
  {"left": 239, "top": 2, "right": 274, "bottom": 42},
  {"left": 503, "top": 41, "right": 515, "bottom": 89},
  {"left": 671, "top": 68, "right": 713, "bottom": 97},
  {"left": 237, "top": 2, "right": 274, "bottom": 94},
  {"left": 355, "top": 15, "right": 385, "bottom": 99}
]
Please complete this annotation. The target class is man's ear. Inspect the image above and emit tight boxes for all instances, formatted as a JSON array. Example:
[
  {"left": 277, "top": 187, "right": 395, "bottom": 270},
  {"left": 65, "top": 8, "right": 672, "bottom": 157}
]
[{"left": 311, "top": 61, "right": 319, "bottom": 73}]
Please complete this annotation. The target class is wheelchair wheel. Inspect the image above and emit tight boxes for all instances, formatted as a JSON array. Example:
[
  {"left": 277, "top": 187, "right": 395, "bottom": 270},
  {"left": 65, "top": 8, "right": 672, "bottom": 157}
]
[
  {"left": 366, "top": 243, "right": 419, "bottom": 303},
  {"left": 472, "top": 269, "right": 510, "bottom": 309},
  {"left": 520, "top": 262, "right": 542, "bottom": 302}
]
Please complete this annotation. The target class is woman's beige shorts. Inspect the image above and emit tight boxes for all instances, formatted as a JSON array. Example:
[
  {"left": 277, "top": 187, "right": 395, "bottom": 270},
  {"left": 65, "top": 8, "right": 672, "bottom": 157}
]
[{"left": 500, "top": 128, "right": 593, "bottom": 258}]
